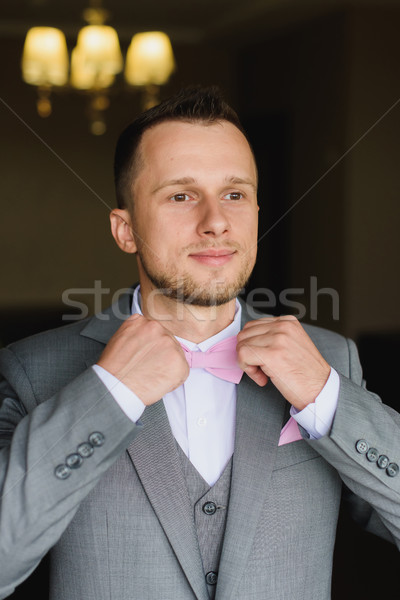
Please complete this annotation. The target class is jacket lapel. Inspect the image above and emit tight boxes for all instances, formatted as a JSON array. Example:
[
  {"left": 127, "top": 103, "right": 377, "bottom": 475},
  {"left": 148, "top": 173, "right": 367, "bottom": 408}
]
[
  {"left": 80, "top": 286, "right": 134, "bottom": 345},
  {"left": 216, "top": 374, "right": 287, "bottom": 600},
  {"left": 126, "top": 401, "right": 209, "bottom": 600}
]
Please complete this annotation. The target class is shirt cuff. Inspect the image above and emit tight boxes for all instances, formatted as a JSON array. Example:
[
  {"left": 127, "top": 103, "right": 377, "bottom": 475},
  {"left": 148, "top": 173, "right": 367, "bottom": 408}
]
[
  {"left": 92, "top": 364, "right": 146, "bottom": 423},
  {"left": 290, "top": 367, "right": 340, "bottom": 439}
]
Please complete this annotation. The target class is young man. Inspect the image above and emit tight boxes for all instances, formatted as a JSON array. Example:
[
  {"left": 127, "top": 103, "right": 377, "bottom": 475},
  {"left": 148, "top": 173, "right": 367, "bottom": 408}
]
[{"left": 0, "top": 87, "right": 399, "bottom": 600}]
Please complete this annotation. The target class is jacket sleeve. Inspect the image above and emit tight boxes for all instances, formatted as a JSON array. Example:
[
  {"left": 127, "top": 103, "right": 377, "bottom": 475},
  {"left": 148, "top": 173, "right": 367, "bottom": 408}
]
[
  {"left": 307, "top": 338, "right": 400, "bottom": 547},
  {"left": 0, "top": 346, "right": 141, "bottom": 599}
]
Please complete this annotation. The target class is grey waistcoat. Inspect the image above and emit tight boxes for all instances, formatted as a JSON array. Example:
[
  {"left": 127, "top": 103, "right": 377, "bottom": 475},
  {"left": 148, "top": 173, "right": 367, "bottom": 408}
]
[{"left": 176, "top": 443, "right": 233, "bottom": 599}]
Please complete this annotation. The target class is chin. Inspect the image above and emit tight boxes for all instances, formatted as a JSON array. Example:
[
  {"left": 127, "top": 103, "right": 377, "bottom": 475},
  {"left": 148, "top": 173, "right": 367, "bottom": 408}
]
[
  {"left": 139, "top": 253, "right": 254, "bottom": 307},
  {"left": 158, "top": 276, "right": 247, "bottom": 307},
  {"left": 182, "top": 290, "right": 238, "bottom": 307}
]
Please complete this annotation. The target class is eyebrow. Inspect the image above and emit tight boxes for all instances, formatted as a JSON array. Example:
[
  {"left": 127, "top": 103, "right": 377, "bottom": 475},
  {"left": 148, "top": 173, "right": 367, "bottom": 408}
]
[
  {"left": 225, "top": 176, "right": 257, "bottom": 191},
  {"left": 151, "top": 175, "right": 257, "bottom": 194},
  {"left": 152, "top": 177, "right": 196, "bottom": 194}
]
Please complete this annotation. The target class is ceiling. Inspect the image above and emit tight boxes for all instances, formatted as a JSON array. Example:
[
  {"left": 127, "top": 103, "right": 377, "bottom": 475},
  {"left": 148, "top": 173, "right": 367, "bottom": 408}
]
[{"left": 1, "top": 0, "right": 399, "bottom": 44}]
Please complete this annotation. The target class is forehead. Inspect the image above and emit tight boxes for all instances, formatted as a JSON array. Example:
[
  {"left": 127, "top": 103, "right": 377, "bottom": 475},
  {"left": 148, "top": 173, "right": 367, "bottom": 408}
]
[{"left": 137, "top": 119, "right": 257, "bottom": 180}]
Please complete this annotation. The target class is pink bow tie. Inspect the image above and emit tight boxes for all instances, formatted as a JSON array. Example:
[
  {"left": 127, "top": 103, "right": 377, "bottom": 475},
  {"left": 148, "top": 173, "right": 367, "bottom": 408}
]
[{"left": 180, "top": 335, "right": 243, "bottom": 384}]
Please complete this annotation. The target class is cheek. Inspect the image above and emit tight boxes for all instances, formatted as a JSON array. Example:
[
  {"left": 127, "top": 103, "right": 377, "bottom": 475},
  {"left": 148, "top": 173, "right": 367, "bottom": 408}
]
[
  {"left": 147, "top": 227, "right": 187, "bottom": 262},
  {"left": 241, "top": 218, "right": 258, "bottom": 263},
  {"left": 151, "top": 211, "right": 190, "bottom": 239},
  {"left": 237, "top": 211, "right": 258, "bottom": 242}
]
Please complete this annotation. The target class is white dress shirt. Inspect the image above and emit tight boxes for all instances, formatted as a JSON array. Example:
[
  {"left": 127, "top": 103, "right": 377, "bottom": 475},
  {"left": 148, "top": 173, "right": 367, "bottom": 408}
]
[{"left": 93, "top": 286, "right": 339, "bottom": 485}]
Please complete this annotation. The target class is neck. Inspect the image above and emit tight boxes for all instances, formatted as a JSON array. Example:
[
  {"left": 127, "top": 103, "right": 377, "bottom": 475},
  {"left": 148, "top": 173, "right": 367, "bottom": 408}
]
[{"left": 139, "top": 284, "right": 237, "bottom": 343}]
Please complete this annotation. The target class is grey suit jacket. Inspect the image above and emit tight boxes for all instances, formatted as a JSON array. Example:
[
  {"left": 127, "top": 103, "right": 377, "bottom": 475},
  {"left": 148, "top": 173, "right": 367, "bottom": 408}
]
[{"left": 0, "top": 288, "right": 399, "bottom": 600}]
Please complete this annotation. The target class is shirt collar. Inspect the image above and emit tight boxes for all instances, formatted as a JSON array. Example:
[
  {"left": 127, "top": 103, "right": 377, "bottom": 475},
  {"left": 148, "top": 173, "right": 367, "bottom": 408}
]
[{"left": 131, "top": 285, "right": 241, "bottom": 351}]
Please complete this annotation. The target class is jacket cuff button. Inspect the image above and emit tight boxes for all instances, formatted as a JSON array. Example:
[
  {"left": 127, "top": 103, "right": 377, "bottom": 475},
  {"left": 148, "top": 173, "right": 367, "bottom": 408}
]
[
  {"left": 355, "top": 439, "right": 369, "bottom": 454},
  {"left": 66, "top": 453, "right": 83, "bottom": 469},
  {"left": 366, "top": 448, "right": 379, "bottom": 462},
  {"left": 386, "top": 462, "right": 399, "bottom": 477},
  {"left": 55, "top": 464, "right": 71, "bottom": 480},
  {"left": 89, "top": 432, "right": 105, "bottom": 447},
  {"left": 78, "top": 442, "right": 94, "bottom": 458},
  {"left": 377, "top": 455, "right": 389, "bottom": 469}
]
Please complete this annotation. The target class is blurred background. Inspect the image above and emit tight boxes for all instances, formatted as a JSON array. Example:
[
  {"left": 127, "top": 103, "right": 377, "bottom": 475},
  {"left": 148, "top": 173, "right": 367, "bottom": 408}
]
[{"left": 1, "top": 0, "right": 400, "bottom": 598}]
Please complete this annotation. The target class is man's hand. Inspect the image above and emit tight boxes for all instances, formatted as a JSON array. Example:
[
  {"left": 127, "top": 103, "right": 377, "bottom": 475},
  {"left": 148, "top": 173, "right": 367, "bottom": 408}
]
[
  {"left": 236, "top": 315, "right": 331, "bottom": 411},
  {"left": 97, "top": 314, "right": 189, "bottom": 406}
]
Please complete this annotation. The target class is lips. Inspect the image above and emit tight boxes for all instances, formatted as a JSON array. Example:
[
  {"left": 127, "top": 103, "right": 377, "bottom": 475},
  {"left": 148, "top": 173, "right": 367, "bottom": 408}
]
[
  {"left": 189, "top": 248, "right": 236, "bottom": 266},
  {"left": 190, "top": 248, "right": 235, "bottom": 257}
]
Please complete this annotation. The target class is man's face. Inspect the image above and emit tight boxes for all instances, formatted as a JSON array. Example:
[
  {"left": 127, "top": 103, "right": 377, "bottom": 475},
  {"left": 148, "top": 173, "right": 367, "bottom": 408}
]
[{"left": 128, "top": 119, "right": 259, "bottom": 306}]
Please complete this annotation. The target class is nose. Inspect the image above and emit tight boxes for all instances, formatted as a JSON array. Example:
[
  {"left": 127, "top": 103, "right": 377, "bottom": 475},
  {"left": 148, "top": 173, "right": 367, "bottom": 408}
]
[{"left": 196, "top": 197, "right": 230, "bottom": 238}]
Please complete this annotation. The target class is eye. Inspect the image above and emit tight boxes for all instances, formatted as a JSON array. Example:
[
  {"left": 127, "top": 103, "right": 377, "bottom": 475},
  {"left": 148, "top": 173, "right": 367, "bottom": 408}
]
[
  {"left": 170, "top": 193, "right": 190, "bottom": 202},
  {"left": 223, "top": 191, "right": 243, "bottom": 201}
]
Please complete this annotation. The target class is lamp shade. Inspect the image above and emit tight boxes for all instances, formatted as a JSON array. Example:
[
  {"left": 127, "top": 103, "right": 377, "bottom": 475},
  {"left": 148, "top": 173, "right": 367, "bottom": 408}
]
[
  {"left": 75, "top": 25, "right": 123, "bottom": 76},
  {"left": 70, "top": 45, "right": 115, "bottom": 89},
  {"left": 22, "top": 27, "right": 68, "bottom": 86},
  {"left": 125, "top": 32, "right": 175, "bottom": 86}
]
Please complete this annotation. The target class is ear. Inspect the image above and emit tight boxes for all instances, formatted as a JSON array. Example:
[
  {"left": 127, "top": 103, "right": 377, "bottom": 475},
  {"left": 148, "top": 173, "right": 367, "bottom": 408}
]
[{"left": 110, "top": 209, "right": 138, "bottom": 254}]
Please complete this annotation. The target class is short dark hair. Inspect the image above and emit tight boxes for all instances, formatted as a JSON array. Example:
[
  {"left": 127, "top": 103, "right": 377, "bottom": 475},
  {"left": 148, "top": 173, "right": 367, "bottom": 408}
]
[{"left": 114, "top": 85, "right": 252, "bottom": 209}]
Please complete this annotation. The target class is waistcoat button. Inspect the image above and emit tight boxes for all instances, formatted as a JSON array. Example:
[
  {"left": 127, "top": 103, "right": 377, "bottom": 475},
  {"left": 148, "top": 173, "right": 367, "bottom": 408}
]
[
  {"left": 205, "top": 571, "right": 218, "bottom": 585},
  {"left": 203, "top": 501, "right": 217, "bottom": 515}
]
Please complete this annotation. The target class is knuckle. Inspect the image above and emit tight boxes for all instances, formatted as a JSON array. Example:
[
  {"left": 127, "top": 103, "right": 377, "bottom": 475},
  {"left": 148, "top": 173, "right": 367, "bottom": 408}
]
[
  {"left": 282, "top": 314, "right": 297, "bottom": 322},
  {"left": 177, "top": 362, "right": 190, "bottom": 384},
  {"left": 273, "top": 331, "right": 287, "bottom": 344},
  {"left": 236, "top": 341, "right": 248, "bottom": 356},
  {"left": 146, "top": 320, "right": 163, "bottom": 334},
  {"left": 237, "top": 343, "right": 256, "bottom": 364},
  {"left": 279, "top": 315, "right": 298, "bottom": 328},
  {"left": 275, "top": 319, "right": 295, "bottom": 335},
  {"left": 126, "top": 314, "right": 144, "bottom": 327}
]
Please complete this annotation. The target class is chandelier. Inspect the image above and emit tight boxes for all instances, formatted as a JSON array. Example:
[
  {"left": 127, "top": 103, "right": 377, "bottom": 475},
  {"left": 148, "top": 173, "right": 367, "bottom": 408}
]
[{"left": 21, "top": 3, "right": 176, "bottom": 134}]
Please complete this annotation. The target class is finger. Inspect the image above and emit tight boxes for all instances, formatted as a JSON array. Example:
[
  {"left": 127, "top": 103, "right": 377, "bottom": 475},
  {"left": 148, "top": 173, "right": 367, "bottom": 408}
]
[
  {"left": 129, "top": 312, "right": 142, "bottom": 320},
  {"left": 238, "top": 317, "right": 300, "bottom": 343},
  {"left": 238, "top": 322, "right": 278, "bottom": 343},
  {"left": 238, "top": 342, "right": 270, "bottom": 384},
  {"left": 239, "top": 318, "right": 289, "bottom": 337},
  {"left": 237, "top": 330, "right": 281, "bottom": 350},
  {"left": 243, "top": 365, "right": 268, "bottom": 387},
  {"left": 123, "top": 313, "right": 145, "bottom": 328},
  {"left": 242, "top": 315, "right": 298, "bottom": 330},
  {"left": 241, "top": 317, "right": 278, "bottom": 330},
  {"left": 238, "top": 326, "right": 274, "bottom": 343}
]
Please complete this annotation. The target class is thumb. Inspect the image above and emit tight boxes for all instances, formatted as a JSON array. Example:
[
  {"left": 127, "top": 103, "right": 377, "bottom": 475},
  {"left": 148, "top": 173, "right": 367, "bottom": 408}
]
[{"left": 243, "top": 365, "right": 269, "bottom": 387}]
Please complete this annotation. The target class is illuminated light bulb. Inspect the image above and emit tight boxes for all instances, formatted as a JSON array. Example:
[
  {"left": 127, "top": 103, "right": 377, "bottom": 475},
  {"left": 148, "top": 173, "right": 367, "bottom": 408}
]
[
  {"left": 22, "top": 27, "right": 68, "bottom": 86},
  {"left": 125, "top": 32, "right": 175, "bottom": 86}
]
